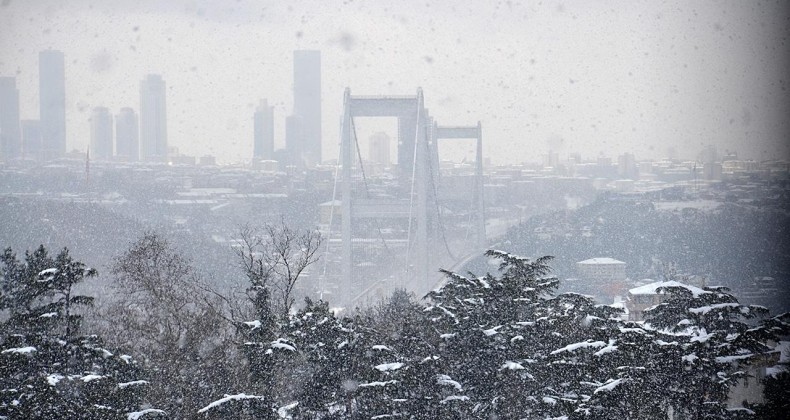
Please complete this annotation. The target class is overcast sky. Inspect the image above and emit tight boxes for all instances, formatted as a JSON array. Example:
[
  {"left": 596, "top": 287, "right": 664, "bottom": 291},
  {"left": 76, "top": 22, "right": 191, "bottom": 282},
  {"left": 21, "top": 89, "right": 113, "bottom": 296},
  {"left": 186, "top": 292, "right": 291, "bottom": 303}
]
[{"left": 1, "top": 0, "right": 788, "bottom": 165}]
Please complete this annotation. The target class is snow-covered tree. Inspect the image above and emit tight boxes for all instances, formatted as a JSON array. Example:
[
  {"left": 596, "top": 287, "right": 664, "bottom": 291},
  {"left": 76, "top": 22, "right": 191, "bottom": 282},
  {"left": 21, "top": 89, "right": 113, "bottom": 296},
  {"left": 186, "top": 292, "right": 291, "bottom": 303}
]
[
  {"left": 639, "top": 284, "right": 786, "bottom": 419},
  {"left": 0, "top": 246, "right": 163, "bottom": 418},
  {"left": 424, "top": 251, "right": 561, "bottom": 418},
  {"left": 201, "top": 223, "right": 322, "bottom": 418},
  {"left": 284, "top": 298, "right": 357, "bottom": 418}
]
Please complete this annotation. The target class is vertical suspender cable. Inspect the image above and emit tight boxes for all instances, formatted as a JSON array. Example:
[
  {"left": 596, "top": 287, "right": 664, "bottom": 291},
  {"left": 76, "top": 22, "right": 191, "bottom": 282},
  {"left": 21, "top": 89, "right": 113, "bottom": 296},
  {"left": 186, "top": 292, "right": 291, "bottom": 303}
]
[
  {"left": 405, "top": 106, "right": 421, "bottom": 278},
  {"left": 319, "top": 124, "right": 344, "bottom": 300}
]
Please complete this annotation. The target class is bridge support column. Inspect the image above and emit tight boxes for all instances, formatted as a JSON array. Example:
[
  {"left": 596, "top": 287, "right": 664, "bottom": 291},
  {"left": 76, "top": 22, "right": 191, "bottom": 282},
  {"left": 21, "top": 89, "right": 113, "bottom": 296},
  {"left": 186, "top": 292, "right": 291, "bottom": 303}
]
[
  {"left": 415, "top": 90, "right": 429, "bottom": 285},
  {"left": 475, "top": 121, "right": 486, "bottom": 249},
  {"left": 341, "top": 89, "right": 353, "bottom": 301}
]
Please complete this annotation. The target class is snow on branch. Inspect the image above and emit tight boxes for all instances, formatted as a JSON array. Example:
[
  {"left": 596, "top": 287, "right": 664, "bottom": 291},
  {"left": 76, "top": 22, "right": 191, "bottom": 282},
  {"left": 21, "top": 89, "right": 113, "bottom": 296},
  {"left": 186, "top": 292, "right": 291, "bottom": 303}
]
[
  {"left": 198, "top": 393, "right": 267, "bottom": 414},
  {"left": 551, "top": 340, "right": 607, "bottom": 355}
]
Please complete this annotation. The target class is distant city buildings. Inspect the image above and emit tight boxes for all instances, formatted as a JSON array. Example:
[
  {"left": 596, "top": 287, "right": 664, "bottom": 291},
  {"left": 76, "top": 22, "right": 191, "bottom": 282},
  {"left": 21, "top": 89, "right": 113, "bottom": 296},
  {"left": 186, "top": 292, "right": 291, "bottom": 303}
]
[
  {"left": 0, "top": 77, "right": 21, "bottom": 161},
  {"left": 253, "top": 99, "right": 274, "bottom": 160},
  {"left": 618, "top": 152, "right": 638, "bottom": 180},
  {"left": 115, "top": 107, "right": 139, "bottom": 161},
  {"left": 291, "top": 50, "right": 321, "bottom": 167},
  {"left": 368, "top": 132, "right": 391, "bottom": 166},
  {"left": 90, "top": 107, "right": 113, "bottom": 159},
  {"left": 39, "top": 50, "right": 66, "bottom": 158},
  {"left": 139, "top": 74, "right": 168, "bottom": 161}
]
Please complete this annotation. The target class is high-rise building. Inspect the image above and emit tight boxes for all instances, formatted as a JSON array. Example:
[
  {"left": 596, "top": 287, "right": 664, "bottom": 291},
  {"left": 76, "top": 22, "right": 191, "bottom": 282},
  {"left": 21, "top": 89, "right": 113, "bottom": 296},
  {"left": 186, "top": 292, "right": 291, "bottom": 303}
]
[
  {"left": 0, "top": 77, "right": 21, "bottom": 161},
  {"left": 253, "top": 99, "right": 274, "bottom": 160},
  {"left": 368, "top": 131, "right": 390, "bottom": 166},
  {"left": 21, "top": 120, "right": 42, "bottom": 159},
  {"left": 285, "top": 114, "right": 304, "bottom": 166},
  {"left": 115, "top": 107, "right": 139, "bottom": 161},
  {"left": 39, "top": 50, "right": 66, "bottom": 158},
  {"left": 292, "top": 50, "right": 321, "bottom": 166},
  {"left": 139, "top": 74, "right": 167, "bottom": 161},
  {"left": 90, "top": 107, "right": 113, "bottom": 159}
]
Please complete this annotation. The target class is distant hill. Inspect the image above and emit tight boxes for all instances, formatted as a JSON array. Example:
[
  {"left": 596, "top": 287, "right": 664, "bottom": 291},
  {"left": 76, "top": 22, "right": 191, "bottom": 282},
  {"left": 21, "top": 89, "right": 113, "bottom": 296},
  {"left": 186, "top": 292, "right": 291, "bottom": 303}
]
[
  {"left": 0, "top": 197, "right": 243, "bottom": 295},
  {"left": 489, "top": 193, "right": 790, "bottom": 312}
]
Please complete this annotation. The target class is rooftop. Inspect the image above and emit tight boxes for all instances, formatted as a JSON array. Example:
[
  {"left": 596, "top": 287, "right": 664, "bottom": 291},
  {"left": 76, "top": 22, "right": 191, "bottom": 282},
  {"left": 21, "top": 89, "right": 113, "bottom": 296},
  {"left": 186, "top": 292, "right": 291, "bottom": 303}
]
[
  {"left": 628, "top": 280, "right": 708, "bottom": 297},
  {"left": 577, "top": 257, "right": 626, "bottom": 265}
]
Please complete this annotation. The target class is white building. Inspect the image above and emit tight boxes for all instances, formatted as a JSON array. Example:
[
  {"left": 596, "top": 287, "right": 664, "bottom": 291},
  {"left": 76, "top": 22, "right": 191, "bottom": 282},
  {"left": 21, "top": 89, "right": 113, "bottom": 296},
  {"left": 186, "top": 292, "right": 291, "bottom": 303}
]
[
  {"left": 575, "top": 257, "right": 628, "bottom": 302},
  {"left": 576, "top": 257, "right": 626, "bottom": 282}
]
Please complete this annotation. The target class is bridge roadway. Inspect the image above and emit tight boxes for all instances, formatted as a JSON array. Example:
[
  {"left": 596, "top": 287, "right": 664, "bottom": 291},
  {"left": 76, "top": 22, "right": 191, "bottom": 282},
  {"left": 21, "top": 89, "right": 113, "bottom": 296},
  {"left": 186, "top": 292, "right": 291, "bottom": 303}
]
[{"left": 347, "top": 217, "right": 521, "bottom": 306}]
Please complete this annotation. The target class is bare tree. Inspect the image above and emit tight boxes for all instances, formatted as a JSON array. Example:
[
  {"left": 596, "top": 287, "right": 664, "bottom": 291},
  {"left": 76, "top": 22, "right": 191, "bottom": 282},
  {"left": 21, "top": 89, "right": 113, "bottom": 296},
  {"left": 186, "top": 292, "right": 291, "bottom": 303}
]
[
  {"left": 100, "top": 232, "right": 241, "bottom": 418},
  {"left": 234, "top": 220, "right": 322, "bottom": 317}
]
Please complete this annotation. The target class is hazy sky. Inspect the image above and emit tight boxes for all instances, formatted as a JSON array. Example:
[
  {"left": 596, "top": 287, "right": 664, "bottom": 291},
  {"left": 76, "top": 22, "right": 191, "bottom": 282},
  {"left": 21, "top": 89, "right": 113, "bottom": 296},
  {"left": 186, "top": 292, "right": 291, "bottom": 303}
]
[{"left": 1, "top": 0, "right": 788, "bottom": 165}]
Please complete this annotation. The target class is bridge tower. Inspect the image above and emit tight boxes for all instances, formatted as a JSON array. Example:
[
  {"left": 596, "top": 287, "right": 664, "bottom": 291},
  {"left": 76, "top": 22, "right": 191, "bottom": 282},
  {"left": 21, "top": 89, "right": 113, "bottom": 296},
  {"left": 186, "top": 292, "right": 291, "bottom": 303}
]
[{"left": 335, "top": 88, "right": 485, "bottom": 304}]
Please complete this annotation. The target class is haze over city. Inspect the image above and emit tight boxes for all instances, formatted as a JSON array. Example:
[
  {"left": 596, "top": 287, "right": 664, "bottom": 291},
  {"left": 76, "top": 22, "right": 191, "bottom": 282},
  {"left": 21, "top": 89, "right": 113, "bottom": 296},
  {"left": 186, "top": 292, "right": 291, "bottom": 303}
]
[
  {"left": 1, "top": 0, "right": 787, "bottom": 164},
  {"left": 1, "top": 1, "right": 789, "bottom": 418}
]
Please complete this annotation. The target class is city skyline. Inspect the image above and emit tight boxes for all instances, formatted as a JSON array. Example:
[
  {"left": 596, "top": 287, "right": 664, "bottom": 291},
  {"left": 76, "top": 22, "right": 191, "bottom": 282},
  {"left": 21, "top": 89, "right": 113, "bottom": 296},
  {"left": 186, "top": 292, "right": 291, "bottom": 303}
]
[{"left": 0, "top": 1, "right": 787, "bottom": 165}]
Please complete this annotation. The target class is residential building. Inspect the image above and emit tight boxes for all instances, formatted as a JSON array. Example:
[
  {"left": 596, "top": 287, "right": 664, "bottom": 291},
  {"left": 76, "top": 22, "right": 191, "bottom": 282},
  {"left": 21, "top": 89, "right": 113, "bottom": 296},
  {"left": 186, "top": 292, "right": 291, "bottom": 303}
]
[{"left": 576, "top": 257, "right": 628, "bottom": 301}]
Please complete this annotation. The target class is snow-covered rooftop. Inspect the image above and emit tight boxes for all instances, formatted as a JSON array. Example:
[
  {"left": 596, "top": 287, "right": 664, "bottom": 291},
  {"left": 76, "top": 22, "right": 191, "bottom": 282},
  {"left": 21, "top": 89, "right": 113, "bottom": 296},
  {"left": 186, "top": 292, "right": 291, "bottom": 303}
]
[
  {"left": 628, "top": 280, "right": 708, "bottom": 297},
  {"left": 577, "top": 257, "right": 626, "bottom": 265}
]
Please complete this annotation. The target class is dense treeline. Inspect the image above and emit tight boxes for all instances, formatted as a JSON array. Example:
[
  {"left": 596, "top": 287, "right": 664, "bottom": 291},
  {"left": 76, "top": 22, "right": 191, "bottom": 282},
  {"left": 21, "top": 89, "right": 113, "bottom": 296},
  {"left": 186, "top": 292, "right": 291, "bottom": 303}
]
[
  {"left": 504, "top": 193, "right": 790, "bottom": 311},
  {"left": 1, "top": 232, "right": 789, "bottom": 419}
]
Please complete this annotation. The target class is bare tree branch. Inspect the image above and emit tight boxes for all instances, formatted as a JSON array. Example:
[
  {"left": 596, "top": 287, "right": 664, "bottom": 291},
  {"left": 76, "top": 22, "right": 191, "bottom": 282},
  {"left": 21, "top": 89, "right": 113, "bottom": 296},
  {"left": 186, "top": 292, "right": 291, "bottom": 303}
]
[{"left": 234, "top": 220, "right": 323, "bottom": 317}]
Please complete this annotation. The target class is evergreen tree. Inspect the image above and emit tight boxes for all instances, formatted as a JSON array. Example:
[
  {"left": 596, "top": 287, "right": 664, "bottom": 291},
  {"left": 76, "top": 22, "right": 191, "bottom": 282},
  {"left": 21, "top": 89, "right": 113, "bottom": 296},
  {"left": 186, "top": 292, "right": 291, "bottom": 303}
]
[
  {"left": 424, "top": 251, "right": 560, "bottom": 418},
  {"left": 0, "top": 246, "right": 162, "bottom": 419},
  {"left": 641, "top": 284, "right": 784, "bottom": 419},
  {"left": 285, "top": 298, "right": 357, "bottom": 418}
]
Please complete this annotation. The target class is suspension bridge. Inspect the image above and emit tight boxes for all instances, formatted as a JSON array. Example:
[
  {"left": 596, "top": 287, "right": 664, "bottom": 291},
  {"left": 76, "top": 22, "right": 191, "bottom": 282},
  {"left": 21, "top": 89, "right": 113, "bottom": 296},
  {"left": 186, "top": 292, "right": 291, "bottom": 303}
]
[{"left": 319, "top": 88, "right": 489, "bottom": 306}]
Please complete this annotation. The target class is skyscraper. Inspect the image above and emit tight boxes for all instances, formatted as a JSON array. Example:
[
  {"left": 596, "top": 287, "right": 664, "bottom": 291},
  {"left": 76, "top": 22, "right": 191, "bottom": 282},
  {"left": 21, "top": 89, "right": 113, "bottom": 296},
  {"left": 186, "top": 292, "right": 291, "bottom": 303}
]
[
  {"left": 253, "top": 99, "right": 274, "bottom": 160},
  {"left": 292, "top": 50, "right": 321, "bottom": 166},
  {"left": 39, "top": 50, "right": 66, "bottom": 158},
  {"left": 0, "top": 77, "right": 21, "bottom": 161},
  {"left": 139, "top": 74, "right": 167, "bottom": 161},
  {"left": 90, "top": 107, "right": 113, "bottom": 159},
  {"left": 115, "top": 107, "right": 139, "bottom": 161},
  {"left": 21, "top": 120, "right": 42, "bottom": 159},
  {"left": 285, "top": 114, "right": 304, "bottom": 166}
]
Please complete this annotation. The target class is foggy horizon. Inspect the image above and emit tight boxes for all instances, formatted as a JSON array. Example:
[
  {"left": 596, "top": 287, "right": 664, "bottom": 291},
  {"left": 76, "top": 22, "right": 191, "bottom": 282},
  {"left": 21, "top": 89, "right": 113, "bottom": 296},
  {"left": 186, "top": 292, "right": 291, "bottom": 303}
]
[
  {"left": 2, "top": 0, "right": 788, "bottom": 165},
  {"left": 1, "top": 1, "right": 789, "bottom": 418}
]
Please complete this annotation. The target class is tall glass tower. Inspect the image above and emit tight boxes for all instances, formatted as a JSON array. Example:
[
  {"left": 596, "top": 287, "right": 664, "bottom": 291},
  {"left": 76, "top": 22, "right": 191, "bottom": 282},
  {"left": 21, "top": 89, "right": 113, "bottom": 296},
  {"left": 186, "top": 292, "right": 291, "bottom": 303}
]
[
  {"left": 139, "top": 74, "right": 167, "bottom": 161},
  {"left": 253, "top": 99, "right": 274, "bottom": 160}
]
